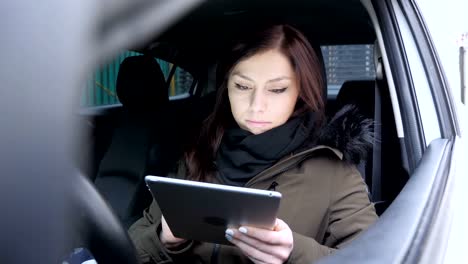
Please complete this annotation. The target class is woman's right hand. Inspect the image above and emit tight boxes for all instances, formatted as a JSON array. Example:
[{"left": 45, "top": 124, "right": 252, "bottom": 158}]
[{"left": 160, "top": 215, "right": 188, "bottom": 248}]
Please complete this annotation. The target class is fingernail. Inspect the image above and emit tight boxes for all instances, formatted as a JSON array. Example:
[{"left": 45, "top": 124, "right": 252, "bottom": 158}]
[
  {"left": 225, "top": 229, "right": 234, "bottom": 236},
  {"left": 225, "top": 234, "right": 233, "bottom": 241},
  {"left": 239, "top": 227, "right": 247, "bottom": 234}
]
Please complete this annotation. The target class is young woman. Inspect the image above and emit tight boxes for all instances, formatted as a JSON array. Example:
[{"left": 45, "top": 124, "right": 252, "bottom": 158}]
[{"left": 129, "top": 24, "right": 378, "bottom": 264}]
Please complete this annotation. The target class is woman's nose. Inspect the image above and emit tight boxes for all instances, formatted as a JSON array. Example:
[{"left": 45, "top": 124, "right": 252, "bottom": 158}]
[{"left": 250, "top": 90, "right": 267, "bottom": 113}]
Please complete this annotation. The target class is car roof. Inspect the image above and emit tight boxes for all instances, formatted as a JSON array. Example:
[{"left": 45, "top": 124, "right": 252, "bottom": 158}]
[{"left": 136, "top": 0, "right": 375, "bottom": 68}]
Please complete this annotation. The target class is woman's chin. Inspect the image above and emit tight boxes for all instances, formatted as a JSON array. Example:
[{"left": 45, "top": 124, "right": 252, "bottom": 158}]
[{"left": 246, "top": 126, "right": 272, "bottom": 135}]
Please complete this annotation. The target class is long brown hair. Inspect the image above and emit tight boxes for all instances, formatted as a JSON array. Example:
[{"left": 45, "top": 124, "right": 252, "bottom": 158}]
[{"left": 186, "top": 24, "right": 325, "bottom": 182}]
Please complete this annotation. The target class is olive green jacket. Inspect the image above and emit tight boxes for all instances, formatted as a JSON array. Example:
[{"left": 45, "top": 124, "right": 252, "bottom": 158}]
[{"left": 128, "top": 145, "right": 378, "bottom": 264}]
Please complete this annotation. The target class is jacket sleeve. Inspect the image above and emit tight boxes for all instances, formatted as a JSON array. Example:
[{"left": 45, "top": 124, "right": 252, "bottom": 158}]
[
  {"left": 287, "top": 163, "right": 378, "bottom": 263},
  {"left": 129, "top": 160, "right": 194, "bottom": 263},
  {"left": 128, "top": 200, "right": 195, "bottom": 264}
]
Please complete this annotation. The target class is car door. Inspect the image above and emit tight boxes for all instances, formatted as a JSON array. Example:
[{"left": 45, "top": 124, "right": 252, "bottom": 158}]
[{"left": 318, "top": 0, "right": 468, "bottom": 263}]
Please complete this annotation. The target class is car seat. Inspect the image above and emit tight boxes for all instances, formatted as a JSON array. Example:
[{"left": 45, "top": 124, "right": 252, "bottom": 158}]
[{"left": 94, "top": 55, "right": 168, "bottom": 227}]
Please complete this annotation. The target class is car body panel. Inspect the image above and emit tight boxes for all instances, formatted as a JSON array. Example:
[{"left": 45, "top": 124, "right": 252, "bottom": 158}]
[{"left": 318, "top": 139, "right": 452, "bottom": 263}]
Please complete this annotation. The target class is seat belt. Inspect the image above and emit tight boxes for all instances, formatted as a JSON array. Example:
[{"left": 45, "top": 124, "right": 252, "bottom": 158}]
[{"left": 372, "top": 59, "right": 383, "bottom": 203}]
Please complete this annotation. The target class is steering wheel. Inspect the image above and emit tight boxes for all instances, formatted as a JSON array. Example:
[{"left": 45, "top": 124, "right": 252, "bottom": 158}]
[{"left": 70, "top": 173, "right": 141, "bottom": 264}]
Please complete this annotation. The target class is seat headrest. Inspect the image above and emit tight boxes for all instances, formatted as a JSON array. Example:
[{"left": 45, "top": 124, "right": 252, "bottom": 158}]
[
  {"left": 116, "top": 55, "right": 168, "bottom": 111},
  {"left": 336, "top": 80, "right": 375, "bottom": 118}
]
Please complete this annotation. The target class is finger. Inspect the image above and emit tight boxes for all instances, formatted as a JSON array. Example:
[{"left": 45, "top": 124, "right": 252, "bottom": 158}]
[
  {"left": 237, "top": 226, "right": 282, "bottom": 244},
  {"left": 237, "top": 224, "right": 292, "bottom": 245},
  {"left": 162, "top": 216, "right": 179, "bottom": 238},
  {"left": 226, "top": 229, "right": 291, "bottom": 260},
  {"left": 228, "top": 235, "right": 280, "bottom": 264},
  {"left": 161, "top": 215, "right": 174, "bottom": 237},
  {"left": 161, "top": 215, "right": 185, "bottom": 244}
]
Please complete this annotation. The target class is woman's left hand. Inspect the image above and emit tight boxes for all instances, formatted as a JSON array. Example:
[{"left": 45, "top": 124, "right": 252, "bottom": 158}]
[{"left": 225, "top": 218, "right": 294, "bottom": 264}]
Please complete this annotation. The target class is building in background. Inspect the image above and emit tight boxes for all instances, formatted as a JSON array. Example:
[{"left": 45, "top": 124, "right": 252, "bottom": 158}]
[{"left": 321, "top": 44, "right": 376, "bottom": 97}]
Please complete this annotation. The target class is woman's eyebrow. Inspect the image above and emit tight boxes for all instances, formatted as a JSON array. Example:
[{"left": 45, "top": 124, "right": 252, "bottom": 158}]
[
  {"left": 232, "top": 72, "right": 254, "bottom": 82},
  {"left": 232, "top": 72, "right": 291, "bottom": 83},
  {"left": 266, "top": 77, "right": 291, "bottom": 83}
]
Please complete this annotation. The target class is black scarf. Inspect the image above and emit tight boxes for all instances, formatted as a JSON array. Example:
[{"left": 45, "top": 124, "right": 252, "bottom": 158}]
[{"left": 215, "top": 112, "right": 318, "bottom": 186}]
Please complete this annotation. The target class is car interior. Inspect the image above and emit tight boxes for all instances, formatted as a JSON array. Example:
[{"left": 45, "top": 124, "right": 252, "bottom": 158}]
[
  {"left": 76, "top": 0, "right": 410, "bottom": 231},
  {"left": 5, "top": 0, "right": 463, "bottom": 263}
]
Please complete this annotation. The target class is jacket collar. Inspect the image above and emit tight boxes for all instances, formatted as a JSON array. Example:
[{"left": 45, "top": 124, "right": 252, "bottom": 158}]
[
  {"left": 245, "top": 145, "right": 342, "bottom": 187},
  {"left": 315, "top": 104, "right": 374, "bottom": 165}
]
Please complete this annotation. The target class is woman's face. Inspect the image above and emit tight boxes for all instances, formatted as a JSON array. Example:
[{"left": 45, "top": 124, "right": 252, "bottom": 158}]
[{"left": 227, "top": 49, "right": 299, "bottom": 135}]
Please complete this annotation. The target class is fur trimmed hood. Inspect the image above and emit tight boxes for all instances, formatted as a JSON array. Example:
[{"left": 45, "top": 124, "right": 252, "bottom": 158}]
[{"left": 315, "top": 105, "right": 374, "bottom": 165}]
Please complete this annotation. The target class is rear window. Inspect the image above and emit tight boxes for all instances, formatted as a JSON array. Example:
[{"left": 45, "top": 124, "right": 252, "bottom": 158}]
[
  {"left": 81, "top": 51, "right": 194, "bottom": 107},
  {"left": 321, "top": 45, "right": 376, "bottom": 97}
]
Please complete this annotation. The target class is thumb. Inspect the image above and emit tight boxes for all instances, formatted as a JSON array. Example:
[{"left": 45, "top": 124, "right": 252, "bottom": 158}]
[{"left": 273, "top": 218, "right": 289, "bottom": 231}]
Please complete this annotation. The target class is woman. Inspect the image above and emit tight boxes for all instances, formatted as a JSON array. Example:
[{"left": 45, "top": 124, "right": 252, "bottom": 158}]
[{"left": 129, "top": 24, "right": 378, "bottom": 264}]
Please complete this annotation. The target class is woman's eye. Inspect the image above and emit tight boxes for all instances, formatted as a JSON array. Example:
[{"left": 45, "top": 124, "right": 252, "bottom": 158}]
[
  {"left": 235, "top": 83, "right": 250, "bottom": 90},
  {"left": 269, "top": 88, "right": 287, "bottom": 94}
]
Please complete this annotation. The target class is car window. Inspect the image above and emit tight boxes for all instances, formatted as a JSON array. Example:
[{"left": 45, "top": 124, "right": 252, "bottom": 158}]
[
  {"left": 166, "top": 63, "right": 194, "bottom": 99},
  {"left": 321, "top": 45, "right": 376, "bottom": 97},
  {"left": 81, "top": 51, "right": 194, "bottom": 107}
]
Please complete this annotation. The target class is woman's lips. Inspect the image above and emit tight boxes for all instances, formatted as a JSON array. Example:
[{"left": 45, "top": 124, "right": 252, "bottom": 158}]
[{"left": 246, "top": 120, "right": 271, "bottom": 127}]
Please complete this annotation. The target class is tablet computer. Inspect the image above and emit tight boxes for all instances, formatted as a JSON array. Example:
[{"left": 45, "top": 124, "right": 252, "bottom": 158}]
[{"left": 145, "top": 175, "right": 282, "bottom": 245}]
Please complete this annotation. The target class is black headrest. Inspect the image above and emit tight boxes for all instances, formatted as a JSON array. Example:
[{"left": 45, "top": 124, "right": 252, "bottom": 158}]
[
  {"left": 116, "top": 55, "right": 167, "bottom": 111},
  {"left": 336, "top": 80, "right": 375, "bottom": 118}
]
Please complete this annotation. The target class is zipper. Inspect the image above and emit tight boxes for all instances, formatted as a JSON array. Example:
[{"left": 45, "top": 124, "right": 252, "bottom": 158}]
[
  {"left": 268, "top": 181, "right": 279, "bottom": 191},
  {"left": 245, "top": 155, "right": 312, "bottom": 188},
  {"left": 210, "top": 243, "right": 220, "bottom": 264}
]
